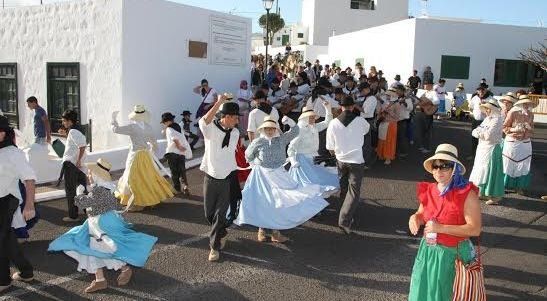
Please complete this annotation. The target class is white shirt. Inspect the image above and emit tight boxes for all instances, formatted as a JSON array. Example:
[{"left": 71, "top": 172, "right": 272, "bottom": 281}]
[
  {"left": 247, "top": 107, "right": 280, "bottom": 134},
  {"left": 361, "top": 95, "right": 378, "bottom": 119},
  {"left": 297, "top": 83, "right": 310, "bottom": 96},
  {"left": 343, "top": 86, "right": 358, "bottom": 97},
  {"left": 469, "top": 95, "right": 489, "bottom": 121},
  {"left": 165, "top": 127, "right": 192, "bottom": 159},
  {"left": 288, "top": 112, "right": 333, "bottom": 157},
  {"left": 199, "top": 118, "right": 239, "bottom": 179},
  {"left": 197, "top": 88, "right": 217, "bottom": 104},
  {"left": 433, "top": 84, "right": 447, "bottom": 100},
  {"left": 398, "top": 97, "right": 414, "bottom": 120},
  {"left": 62, "top": 128, "right": 87, "bottom": 166},
  {"left": 0, "top": 146, "right": 36, "bottom": 228},
  {"left": 306, "top": 95, "right": 340, "bottom": 118},
  {"left": 326, "top": 116, "right": 370, "bottom": 164}
]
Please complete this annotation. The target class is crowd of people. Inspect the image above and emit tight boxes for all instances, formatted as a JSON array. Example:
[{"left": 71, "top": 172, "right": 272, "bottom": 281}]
[{"left": 0, "top": 58, "right": 541, "bottom": 298}]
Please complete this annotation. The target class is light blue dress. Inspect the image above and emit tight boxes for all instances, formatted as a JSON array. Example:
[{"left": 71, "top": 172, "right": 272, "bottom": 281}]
[{"left": 235, "top": 126, "right": 329, "bottom": 230}]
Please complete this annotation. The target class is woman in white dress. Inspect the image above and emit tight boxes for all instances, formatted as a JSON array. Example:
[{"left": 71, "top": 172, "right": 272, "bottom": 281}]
[
  {"left": 237, "top": 80, "right": 253, "bottom": 134},
  {"left": 469, "top": 99, "right": 505, "bottom": 205}
]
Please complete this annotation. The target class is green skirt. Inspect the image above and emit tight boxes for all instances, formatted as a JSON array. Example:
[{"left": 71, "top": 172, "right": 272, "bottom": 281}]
[
  {"left": 409, "top": 239, "right": 475, "bottom": 301},
  {"left": 478, "top": 144, "right": 505, "bottom": 198},
  {"left": 504, "top": 173, "right": 531, "bottom": 190}
]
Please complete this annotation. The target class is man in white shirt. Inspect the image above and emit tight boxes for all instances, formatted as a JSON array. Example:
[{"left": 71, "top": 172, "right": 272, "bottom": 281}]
[
  {"left": 326, "top": 96, "right": 370, "bottom": 234},
  {"left": 247, "top": 90, "right": 279, "bottom": 141},
  {"left": 468, "top": 86, "right": 491, "bottom": 156},
  {"left": 59, "top": 110, "right": 87, "bottom": 222},
  {"left": 395, "top": 85, "right": 413, "bottom": 157},
  {"left": 199, "top": 95, "right": 240, "bottom": 262},
  {"left": 358, "top": 83, "right": 378, "bottom": 166},
  {"left": 161, "top": 112, "right": 192, "bottom": 194},
  {"left": 433, "top": 79, "right": 448, "bottom": 118},
  {"left": 0, "top": 116, "right": 36, "bottom": 289}
]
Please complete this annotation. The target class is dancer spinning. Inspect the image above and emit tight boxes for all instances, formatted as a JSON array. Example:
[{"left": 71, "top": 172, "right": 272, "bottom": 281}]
[
  {"left": 469, "top": 99, "right": 505, "bottom": 205},
  {"left": 287, "top": 101, "right": 338, "bottom": 195},
  {"left": 236, "top": 116, "right": 328, "bottom": 243},
  {"left": 112, "top": 105, "right": 174, "bottom": 211},
  {"left": 49, "top": 158, "right": 157, "bottom": 293}
]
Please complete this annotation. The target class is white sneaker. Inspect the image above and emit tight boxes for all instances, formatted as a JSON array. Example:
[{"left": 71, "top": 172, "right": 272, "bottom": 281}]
[
  {"left": 384, "top": 159, "right": 391, "bottom": 165},
  {"left": 208, "top": 249, "right": 220, "bottom": 262}
]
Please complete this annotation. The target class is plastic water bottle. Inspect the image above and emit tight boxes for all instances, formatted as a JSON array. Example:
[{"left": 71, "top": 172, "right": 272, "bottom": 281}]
[{"left": 425, "top": 220, "right": 437, "bottom": 246}]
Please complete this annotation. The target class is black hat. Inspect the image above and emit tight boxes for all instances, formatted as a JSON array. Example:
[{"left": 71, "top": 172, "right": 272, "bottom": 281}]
[
  {"left": 318, "top": 77, "right": 332, "bottom": 88},
  {"left": 358, "top": 82, "right": 370, "bottom": 91},
  {"left": 339, "top": 95, "right": 355, "bottom": 106},
  {"left": 339, "top": 71, "right": 348, "bottom": 77},
  {"left": 161, "top": 112, "right": 176, "bottom": 123},
  {"left": 0, "top": 115, "right": 11, "bottom": 130},
  {"left": 219, "top": 102, "right": 241, "bottom": 116},
  {"left": 181, "top": 110, "right": 191, "bottom": 116},
  {"left": 394, "top": 74, "right": 401, "bottom": 80}
]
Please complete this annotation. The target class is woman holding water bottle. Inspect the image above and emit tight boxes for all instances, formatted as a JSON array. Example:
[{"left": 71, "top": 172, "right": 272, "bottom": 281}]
[{"left": 407, "top": 144, "right": 482, "bottom": 301}]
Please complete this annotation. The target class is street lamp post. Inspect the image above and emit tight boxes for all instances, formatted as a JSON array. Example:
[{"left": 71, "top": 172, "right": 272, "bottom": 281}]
[{"left": 262, "top": 0, "right": 274, "bottom": 82}]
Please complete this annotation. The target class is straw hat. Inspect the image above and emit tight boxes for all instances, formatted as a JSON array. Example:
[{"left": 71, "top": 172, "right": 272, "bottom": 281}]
[
  {"left": 299, "top": 106, "right": 317, "bottom": 120},
  {"left": 423, "top": 144, "right": 466, "bottom": 175},
  {"left": 257, "top": 116, "right": 281, "bottom": 134},
  {"left": 500, "top": 92, "right": 518, "bottom": 104},
  {"left": 514, "top": 95, "right": 537, "bottom": 108},
  {"left": 386, "top": 88, "right": 398, "bottom": 99},
  {"left": 479, "top": 98, "right": 501, "bottom": 113},
  {"left": 85, "top": 158, "right": 112, "bottom": 182},
  {"left": 128, "top": 105, "right": 151, "bottom": 123},
  {"left": 222, "top": 92, "right": 234, "bottom": 100}
]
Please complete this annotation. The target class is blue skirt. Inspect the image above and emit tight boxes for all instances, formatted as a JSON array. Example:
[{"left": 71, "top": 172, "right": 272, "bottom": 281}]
[
  {"left": 48, "top": 211, "right": 157, "bottom": 268},
  {"left": 235, "top": 166, "right": 328, "bottom": 230},
  {"left": 289, "top": 154, "right": 339, "bottom": 196},
  {"left": 14, "top": 181, "right": 39, "bottom": 239}
]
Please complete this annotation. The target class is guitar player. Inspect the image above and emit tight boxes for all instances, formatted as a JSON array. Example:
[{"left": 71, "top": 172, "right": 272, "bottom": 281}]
[{"left": 413, "top": 84, "right": 438, "bottom": 154}]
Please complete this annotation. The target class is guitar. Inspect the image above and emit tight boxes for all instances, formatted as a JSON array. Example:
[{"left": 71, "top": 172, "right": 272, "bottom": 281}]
[{"left": 406, "top": 90, "right": 438, "bottom": 115}]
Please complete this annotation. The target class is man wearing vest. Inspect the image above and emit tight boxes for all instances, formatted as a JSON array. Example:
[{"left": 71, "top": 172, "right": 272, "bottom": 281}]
[
  {"left": 326, "top": 96, "right": 370, "bottom": 234},
  {"left": 198, "top": 95, "right": 240, "bottom": 262}
]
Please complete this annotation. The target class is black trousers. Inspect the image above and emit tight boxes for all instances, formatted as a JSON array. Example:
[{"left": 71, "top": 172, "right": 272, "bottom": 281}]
[
  {"left": 362, "top": 118, "right": 376, "bottom": 165},
  {"left": 414, "top": 112, "right": 433, "bottom": 150},
  {"left": 228, "top": 171, "right": 241, "bottom": 224},
  {"left": 0, "top": 195, "right": 33, "bottom": 285},
  {"left": 203, "top": 174, "right": 231, "bottom": 251},
  {"left": 337, "top": 162, "right": 365, "bottom": 228},
  {"left": 471, "top": 119, "right": 482, "bottom": 155},
  {"left": 185, "top": 133, "right": 199, "bottom": 149},
  {"left": 165, "top": 153, "right": 187, "bottom": 192},
  {"left": 63, "top": 162, "right": 87, "bottom": 219},
  {"left": 397, "top": 119, "right": 409, "bottom": 155}
]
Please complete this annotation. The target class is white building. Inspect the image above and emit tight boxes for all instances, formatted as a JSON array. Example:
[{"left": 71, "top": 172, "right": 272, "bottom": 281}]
[
  {"left": 302, "top": 0, "right": 408, "bottom": 46},
  {"left": 0, "top": 0, "right": 251, "bottom": 151},
  {"left": 270, "top": 23, "right": 309, "bottom": 47},
  {"left": 327, "top": 17, "right": 547, "bottom": 95}
]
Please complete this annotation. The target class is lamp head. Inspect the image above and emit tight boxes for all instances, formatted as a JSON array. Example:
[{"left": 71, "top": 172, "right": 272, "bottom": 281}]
[{"left": 263, "top": 0, "right": 274, "bottom": 10}]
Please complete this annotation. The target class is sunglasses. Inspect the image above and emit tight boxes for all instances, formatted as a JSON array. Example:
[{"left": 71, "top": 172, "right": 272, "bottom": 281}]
[{"left": 431, "top": 163, "right": 454, "bottom": 171}]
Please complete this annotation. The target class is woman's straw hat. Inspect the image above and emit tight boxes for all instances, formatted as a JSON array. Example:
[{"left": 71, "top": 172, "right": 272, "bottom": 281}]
[
  {"left": 128, "top": 105, "right": 151, "bottom": 123},
  {"left": 85, "top": 158, "right": 112, "bottom": 182},
  {"left": 480, "top": 98, "right": 501, "bottom": 114},
  {"left": 423, "top": 144, "right": 465, "bottom": 175},
  {"left": 257, "top": 116, "right": 281, "bottom": 134},
  {"left": 298, "top": 106, "right": 318, "bottom": 120}
]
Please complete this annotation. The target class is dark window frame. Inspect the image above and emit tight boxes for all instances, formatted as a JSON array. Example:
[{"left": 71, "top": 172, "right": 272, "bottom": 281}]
[
  {"left": 46, "top": 62, "right": 81, "bottom": 134},
  {"left": 350, "top": 0, "right": 375, "bottom": 10},
  {"left": 440, "top": 55, "right": 470, "bottom": 79},
  {"left": 297, "top": 32, "right": 304, "bottom": 38},
  {"left": 493, "top": 59, "right": 536, "bottom": 87},
  {"left": 0, "top": 63, "right": 19, "bottom": 128}
]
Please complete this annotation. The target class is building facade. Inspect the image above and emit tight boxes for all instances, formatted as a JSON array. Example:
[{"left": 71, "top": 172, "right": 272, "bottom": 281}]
[{"left": 0, "top": 0, "right": 252, "bottom": 150}]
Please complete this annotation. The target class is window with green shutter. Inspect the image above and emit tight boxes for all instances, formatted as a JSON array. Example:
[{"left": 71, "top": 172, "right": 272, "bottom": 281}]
[
  {"left": 0, "top": 63, "right": 18, "bottom": 128},
  {"left": 355, "top": 58, "right": 364, "bottom": 66},
  {"left": 493, "top": 59, "right": 536, "bottom": 87},
  {"left": 47, "top": 63, "right": 81, "bottom": 133},
  {"left": 440, "top": 55, "right": 470, "bottom": 79}
]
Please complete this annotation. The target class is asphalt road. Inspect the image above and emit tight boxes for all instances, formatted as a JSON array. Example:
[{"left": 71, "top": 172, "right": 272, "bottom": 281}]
[{"left": 2, "top": 120, "right": 546, "bottom": 301}]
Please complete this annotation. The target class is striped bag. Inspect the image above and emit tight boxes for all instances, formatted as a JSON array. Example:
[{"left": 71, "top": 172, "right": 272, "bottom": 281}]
[{"left": 452, "top": 241, "right": 487, "bottom": 301}]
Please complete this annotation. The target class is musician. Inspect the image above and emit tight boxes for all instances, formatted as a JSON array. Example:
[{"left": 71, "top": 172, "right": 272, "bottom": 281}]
[
  {"left": 414, "top": 88, "right": 437, "bottom": 154},
  {"left": 376, "top": 88, "right": 401, "bottom": 165},
  {"left": 395, "top": 85, "right": 413, "bottom": 158},
  {"left": 247, "top": 90, "right": 280, "bottom": 142},
  {"left": 359, "top": 83, "right": 379, "bottom": 167},
  {"left": 330, "top": 71, "right": 348, "bottom": 88},
  {"left": 267, "top": 78, "right": 287, "bottom": 109},
  {"left": 343, "top": 77, "right": 359, "bottom": 100}
]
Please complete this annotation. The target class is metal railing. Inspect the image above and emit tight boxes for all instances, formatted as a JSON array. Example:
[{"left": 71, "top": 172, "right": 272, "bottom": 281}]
[{"left": 529, "top": 94, "right": 547, "bottom": 115}]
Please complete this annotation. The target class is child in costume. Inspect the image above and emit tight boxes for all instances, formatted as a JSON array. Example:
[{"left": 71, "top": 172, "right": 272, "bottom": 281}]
[
  {"left": 48, "top": 158, "right": 157, "bottom": 293},
  {"left": 235, "top": 116, "right": 328, "bottom": 243}
]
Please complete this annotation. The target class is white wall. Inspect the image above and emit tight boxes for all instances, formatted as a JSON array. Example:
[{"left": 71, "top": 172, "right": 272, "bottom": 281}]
[
  {"left": 271, "top": 23, "right": 308, "bottom": 47},
  {"left": 327, "top": 18, "right": 416, "bottom": 82},
  {"left": 413, "top": 18, "right": 547, "bottom": 95},
  {"left": 120, "top": 0, "right": 252, "bottom": 146},
  {"left": 0, "top": 0, "right": 124, "bottom": 150},
  {"left": 302, "top": 0, "right": 408, "bottom": 46}
]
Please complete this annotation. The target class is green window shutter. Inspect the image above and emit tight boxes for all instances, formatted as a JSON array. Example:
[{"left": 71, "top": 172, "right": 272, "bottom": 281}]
[
  {"left": 493, "top": 59, "right": 535, "bottom": 87},
  {"left": 440, "top": 55, "right": 470, "bottom": 79},
  {"left": 355, "top": 58, "right": 364, "bottom": 66}
]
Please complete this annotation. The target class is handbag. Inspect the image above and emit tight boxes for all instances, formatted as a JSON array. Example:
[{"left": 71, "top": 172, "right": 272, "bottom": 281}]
[{"left": 452, "top": 239, "right": 487, "bottom": 301}]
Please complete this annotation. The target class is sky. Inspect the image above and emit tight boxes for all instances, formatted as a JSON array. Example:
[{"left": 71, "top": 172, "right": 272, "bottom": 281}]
[{"left": 6, "top": 0, "right": 547, "bottom": 32}]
